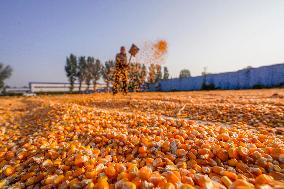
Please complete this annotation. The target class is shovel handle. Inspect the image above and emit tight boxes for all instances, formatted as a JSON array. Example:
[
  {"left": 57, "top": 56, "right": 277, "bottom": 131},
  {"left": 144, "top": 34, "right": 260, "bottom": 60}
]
[{"left": 128, "top": 55, "right": 133, "bottom": 64}]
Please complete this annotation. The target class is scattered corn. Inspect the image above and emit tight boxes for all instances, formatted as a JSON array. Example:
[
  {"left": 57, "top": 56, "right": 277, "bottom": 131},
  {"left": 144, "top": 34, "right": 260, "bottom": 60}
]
[{"left": 0, "top": 90, "right": 283, "bottom": 188}]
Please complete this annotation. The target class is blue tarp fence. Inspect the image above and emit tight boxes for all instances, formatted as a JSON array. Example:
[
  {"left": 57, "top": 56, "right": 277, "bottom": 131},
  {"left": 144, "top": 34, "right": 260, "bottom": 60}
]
[{"left": 148, "top": 63, "right": 284, "bottom": 91}]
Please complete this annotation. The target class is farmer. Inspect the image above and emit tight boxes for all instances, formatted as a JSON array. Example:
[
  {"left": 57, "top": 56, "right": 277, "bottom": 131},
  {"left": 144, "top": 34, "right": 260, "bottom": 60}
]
[{"left": 113, "top": 46, "right": 128, "bottom": 95}]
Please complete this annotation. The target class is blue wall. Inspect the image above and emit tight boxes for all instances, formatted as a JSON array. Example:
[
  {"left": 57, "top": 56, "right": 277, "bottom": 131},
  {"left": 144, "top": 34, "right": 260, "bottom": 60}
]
[{"left": 149, "top": 64, "right": 284, "bottom": 91}]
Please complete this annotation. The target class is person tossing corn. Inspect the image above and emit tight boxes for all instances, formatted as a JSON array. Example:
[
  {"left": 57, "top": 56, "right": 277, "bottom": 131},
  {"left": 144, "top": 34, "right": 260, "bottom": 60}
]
[{"left": 112, "top": 44, "right": 139, "bottom": 95}]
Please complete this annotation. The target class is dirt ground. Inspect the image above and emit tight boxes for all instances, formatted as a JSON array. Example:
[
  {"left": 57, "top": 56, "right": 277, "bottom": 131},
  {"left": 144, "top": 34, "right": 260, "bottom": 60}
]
[{"left": 0, "top": 89, "right": 283, "bottom": 188}]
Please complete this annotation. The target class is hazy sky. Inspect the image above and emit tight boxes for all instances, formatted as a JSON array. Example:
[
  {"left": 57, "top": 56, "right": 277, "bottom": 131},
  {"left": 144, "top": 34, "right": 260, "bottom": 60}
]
[{"left": 1, "top": 0, "right": 284, "bottom": 87}]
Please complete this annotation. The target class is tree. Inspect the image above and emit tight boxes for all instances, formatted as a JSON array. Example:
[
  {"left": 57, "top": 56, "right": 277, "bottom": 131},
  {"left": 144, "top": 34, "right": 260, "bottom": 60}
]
[
  {"left": 148, "top": 64, "right": 156, "bottom": 83},
  {"left": 163, "top": 66, "right": 169, "bottom": 80},
  {"left": 155, "top": 64, "right": 162, "bottom": 83},
  {"left": 140, "top": 64, "right": 147, "bottom": 90},
  {"left": 102, "top": 60, "right": 115, "bottom": 92},
  {"left": 77, "top": 56, "right": 87, "bottom": 92},
  {"left": 244, "top": 66, "right": 253, "bottom": 70},
  {"left": 201, "top": 67, "right": 207, "bottom": 85},
  {"left": 65, "top": 54, "right": 77, "bottom": 92},
  {"left": 85, "top": 57, "right": 94, "bottom": 90},
  {"left": 128, "top": 63, "right": 147, "bottom": 91},
  {"left": 91, "top": 59, "right": 102, "bottom": 91},
  {"left": 179, "top": 69, "right": 191, "bottom": 78},
  {"left": 128, "top": 63, "right": 137, "bottom": 91},
  {"left": 0, "top": 63, "right": 12, "bottom": 91},
  {"left": 128, "top": 63, "right": 148, "bottom": 92},
  {"left": 128, "top": 63, "right": 144, "bottom": 92}
]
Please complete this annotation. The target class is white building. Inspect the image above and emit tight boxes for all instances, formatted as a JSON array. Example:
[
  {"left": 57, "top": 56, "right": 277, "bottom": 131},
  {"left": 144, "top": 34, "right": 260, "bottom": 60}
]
[
  {"left": 29, "top": 82, "right": 105, "bottom": 93},
  {"left": 5, "top": 87, "right": 30, "bottom": 94}
]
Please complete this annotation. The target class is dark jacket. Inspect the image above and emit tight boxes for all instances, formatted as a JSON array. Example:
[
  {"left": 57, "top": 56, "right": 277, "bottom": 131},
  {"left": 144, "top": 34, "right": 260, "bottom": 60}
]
[{"left": 115, "top": 53, "right": 128, "bottom": 69}]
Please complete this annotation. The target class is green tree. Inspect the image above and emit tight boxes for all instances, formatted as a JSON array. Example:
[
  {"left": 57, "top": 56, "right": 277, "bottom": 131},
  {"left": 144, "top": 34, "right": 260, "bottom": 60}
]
[
  {"left": 128, "top": 63, "right": 142, "bottom": 91},
  {"left": 77, "top": 56, "right": 87, "bottom": 92},
  {"left": 129, "top": 63, "right": 148, "bottom": 91},
  {"left": 244, "top": 66, "right": 253, "bottom": 70},
  {"left": 65, "top": 54, "right": 77, "bottom": 92},
  {"left": 140, "top": 64, "right": 147, "bottom": 90},
  {"left": 179, "top": 69, "right": 191, "bottom": 78},
  {"left": 155, "top": 64, "right": 162, "bottom": 83},
  {"left": 91, "top": 59, "right": 102, "bottom": 91},
  {"left": 102, "top": 60, "right": 115, "bottom": 92},
  {"left": 0, "top": 63, "right": 12, "bottom": 91},
  {"left": 85, "top": 57, "right": 94, "bottom": 90},
  {"left": 148, "top": 64, "right": 156, "bottom": 83},
  {"left": 163, "top": 66, "right": 169, "bottom": 80},
  {"left": 128, "top": 63, "right": 136, "bottom": 91}
]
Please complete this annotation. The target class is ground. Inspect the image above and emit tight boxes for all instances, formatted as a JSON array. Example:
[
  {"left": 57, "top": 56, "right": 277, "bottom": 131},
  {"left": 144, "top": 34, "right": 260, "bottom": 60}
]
[{"left": 0, "top": 89, "right": 283, "bottom": 188}]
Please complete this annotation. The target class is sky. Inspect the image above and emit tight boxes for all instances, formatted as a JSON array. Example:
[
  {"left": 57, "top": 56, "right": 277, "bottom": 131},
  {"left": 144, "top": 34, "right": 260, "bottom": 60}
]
[{"left": 1, "top": 0, "right": 284, "bottom": 87}]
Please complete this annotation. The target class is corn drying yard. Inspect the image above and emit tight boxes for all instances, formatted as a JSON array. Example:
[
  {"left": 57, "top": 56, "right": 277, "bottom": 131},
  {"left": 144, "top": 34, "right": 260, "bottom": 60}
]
[{"left": 0, "top": 89, "right": 283, "bottom": 189}]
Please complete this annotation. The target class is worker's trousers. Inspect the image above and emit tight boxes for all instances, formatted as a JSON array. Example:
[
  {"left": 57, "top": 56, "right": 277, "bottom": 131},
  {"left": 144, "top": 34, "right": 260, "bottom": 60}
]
[{"left": 113, "top": 70, "right": 128, "bottom": 95}]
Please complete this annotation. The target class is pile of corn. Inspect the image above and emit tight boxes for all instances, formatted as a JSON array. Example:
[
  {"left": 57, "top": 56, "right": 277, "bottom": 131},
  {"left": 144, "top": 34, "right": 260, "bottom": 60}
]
[
  {"left": 0, "top": 90, "right": 283, "bottom": 188},
  {"left": 65, "top": 91, "right": 283, "bottom": 127}
]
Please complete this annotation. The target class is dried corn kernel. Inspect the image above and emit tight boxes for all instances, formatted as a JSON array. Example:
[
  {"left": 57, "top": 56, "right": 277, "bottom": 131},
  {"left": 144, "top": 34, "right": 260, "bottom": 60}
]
[{"left": 0, "top": 91, "right": 283, "bottom": 188}]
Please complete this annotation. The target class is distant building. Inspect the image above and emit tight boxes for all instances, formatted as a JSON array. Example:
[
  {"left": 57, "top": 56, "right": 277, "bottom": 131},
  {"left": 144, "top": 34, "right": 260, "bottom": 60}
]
[
  {"left": 29, "top": 82, "right": 105, "bottom": 93},
  {"left": 5, "top": 87, "right": 30, "bottom": 94}
]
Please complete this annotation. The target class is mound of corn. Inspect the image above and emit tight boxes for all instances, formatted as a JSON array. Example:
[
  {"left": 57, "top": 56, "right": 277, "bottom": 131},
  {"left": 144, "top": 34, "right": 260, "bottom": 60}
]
[{"left": 0, "top": 90, "right": 283, "bottom": 189}]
